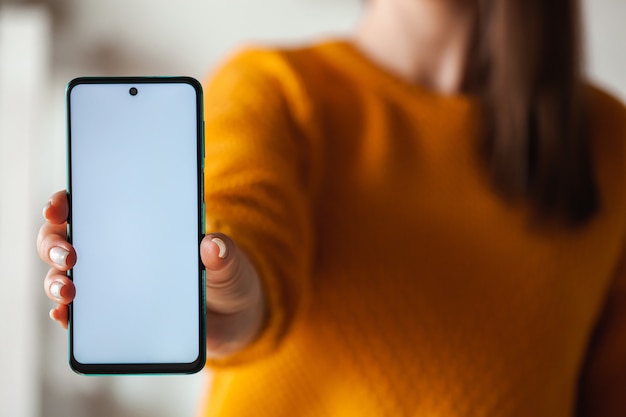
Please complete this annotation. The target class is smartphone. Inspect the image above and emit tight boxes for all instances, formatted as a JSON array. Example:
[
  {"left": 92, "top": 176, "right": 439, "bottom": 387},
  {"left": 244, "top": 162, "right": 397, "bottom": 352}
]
[{"left": 66, "top": 77, "right": 205, "bottom": 374}]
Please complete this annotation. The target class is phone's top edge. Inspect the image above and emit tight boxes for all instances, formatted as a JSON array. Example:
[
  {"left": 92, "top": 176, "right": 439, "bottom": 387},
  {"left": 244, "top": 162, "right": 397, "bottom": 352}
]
[{"left": 66, "top": 76, "right": 202, "bottom": 95}]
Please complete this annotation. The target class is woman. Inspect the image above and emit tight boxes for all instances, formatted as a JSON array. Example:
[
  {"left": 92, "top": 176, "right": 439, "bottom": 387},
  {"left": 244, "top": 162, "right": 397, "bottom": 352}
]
[{"left": 38, "top": 0, "right": 626, "bottom": 415}]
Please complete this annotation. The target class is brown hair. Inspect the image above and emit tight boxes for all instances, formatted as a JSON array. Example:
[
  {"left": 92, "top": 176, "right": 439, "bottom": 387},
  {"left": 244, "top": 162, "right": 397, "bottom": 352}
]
[{"left": 466, "top": 0, "right": 599, "bottom": 226}]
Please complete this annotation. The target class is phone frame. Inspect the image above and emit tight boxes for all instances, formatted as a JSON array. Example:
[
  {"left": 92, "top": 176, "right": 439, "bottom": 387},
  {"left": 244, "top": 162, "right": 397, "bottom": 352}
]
[{"left": 65, "top": 76, "right": 206, "bottom": 375}]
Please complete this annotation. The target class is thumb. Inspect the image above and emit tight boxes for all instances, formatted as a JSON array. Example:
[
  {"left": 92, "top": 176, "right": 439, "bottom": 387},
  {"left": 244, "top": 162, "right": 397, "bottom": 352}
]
[{"left": 201, "top": 233, "right": 262, "bottom": 315}]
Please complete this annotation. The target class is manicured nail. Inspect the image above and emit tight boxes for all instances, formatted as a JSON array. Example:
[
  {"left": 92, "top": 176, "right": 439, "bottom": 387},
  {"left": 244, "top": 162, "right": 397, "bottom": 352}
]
[
  {"left": 49, "top": 309, "right": 55, "bottom": 321},
  {"left": 43, "top": 200, "right": 52, "bottom": 218},
  {"left": 50, "top": 247, "right": 69, "bottom": 267},
  {"left": 211, "top": 237, "right": 227, "bottom": 259},
  {"left": 50, "top": 281, "right": 64, "bottom": 300}
]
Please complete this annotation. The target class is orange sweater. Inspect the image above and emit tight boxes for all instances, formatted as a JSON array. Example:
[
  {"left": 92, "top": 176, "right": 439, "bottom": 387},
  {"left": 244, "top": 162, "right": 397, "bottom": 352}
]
[{"left": 201, "top": 41, "right": 626, "bottom": 416}]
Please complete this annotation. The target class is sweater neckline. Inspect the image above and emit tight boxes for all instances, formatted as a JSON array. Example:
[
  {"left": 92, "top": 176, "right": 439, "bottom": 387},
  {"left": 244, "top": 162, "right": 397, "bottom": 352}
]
[{"left": 321, "top": 38, "right": 479, "bottom": 106}]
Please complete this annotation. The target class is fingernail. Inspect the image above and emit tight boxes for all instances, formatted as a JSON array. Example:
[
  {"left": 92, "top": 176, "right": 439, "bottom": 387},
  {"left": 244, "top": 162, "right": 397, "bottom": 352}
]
[
  {"left": 50, "top": 281, "right": 64, "bottom": 300},
  {"left": 43, "top": 200, "right": 52, "bottom": 218},
  {"left": 49, "top": 308, "right": 56, "bottom": 321},
  {"left": 50, "top": 247, "right": 69, "bottom": 267},
  {"left": 211, "top": 237, "right": 227, "bottom": 259}
]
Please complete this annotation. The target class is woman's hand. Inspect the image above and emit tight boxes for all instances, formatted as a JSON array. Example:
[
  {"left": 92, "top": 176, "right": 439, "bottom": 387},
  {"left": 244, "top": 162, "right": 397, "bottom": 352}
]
[
  {"left": 201, "top": 233, "right": 266, "bottom": 358},
  {"left": 37, "top": 190, "right": 76, "bottom": 329},
  {"left": 37, "top": 191, "right": 266, "bottom": 358}
]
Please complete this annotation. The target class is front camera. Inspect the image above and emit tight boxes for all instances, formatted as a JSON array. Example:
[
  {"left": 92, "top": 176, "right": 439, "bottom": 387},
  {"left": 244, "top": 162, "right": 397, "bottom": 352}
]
[{"left": 129, "top": 87, "right": 138, "bottom": 96}]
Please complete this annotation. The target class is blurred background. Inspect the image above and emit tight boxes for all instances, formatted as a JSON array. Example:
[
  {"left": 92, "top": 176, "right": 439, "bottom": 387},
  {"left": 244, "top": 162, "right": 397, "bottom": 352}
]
[{"left": 0, "top": 0, "right": 624, "bottom": 416}]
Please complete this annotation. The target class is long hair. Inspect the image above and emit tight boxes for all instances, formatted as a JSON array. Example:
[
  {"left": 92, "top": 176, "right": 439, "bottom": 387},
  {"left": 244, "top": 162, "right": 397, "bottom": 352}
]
[{"left": 466, "top": 0, "right": 599, "bottom": 226}]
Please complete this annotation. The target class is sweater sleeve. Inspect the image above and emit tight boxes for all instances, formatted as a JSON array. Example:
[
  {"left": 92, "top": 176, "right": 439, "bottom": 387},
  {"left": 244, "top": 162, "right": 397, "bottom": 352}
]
[
  {"left": 576, "top": 94, "right": 626, "bottom": 415},
  {"left": 576, "top": 244, "right": 626, "bottom": 416},
  {"left": 201, "top": 48, "right": 315, "bottom": 367}
]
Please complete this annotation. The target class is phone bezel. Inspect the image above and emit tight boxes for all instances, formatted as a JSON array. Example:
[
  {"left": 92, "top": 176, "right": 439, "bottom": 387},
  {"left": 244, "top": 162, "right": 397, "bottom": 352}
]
[{"left": 65, "top": 76, "right": 206, "bottom": 375}]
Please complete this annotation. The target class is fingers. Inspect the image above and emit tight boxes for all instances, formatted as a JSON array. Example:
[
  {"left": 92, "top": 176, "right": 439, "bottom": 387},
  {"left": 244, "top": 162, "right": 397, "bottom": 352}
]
[
  {"left": 201, "top": 233, "right": 233, "bottom": 273},
  {"left": 38, "top": 191, "right": 76, "bottom": 270},
  {"left": 44, "top": 268, "right": 76, "bottom": 304},
  {"left": 37, "top": 223, "right": 76, "bottom": 271},
  {"left": 49, "top": 304, "right": 69, "bottom": 329},
  {"left": 43, "top": 190, "right": 69, "bottom": 225},
  {"left": 201, "top": 233, "right": 267, "bottom": 358},
  {"left": 200, "top": 233, "right": 262, "bottom": 315},
  {"left": 40, "top": 191, "right": 73, "bottom": 329},
  {"left": 44, "top": 268, "right": 75, "bottom": 329}
]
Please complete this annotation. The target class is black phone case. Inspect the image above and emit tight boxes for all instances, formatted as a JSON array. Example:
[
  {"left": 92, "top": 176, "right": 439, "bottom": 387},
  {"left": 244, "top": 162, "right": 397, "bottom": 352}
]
[{"left": 66, "top": 77, "right": 206, "bottom": 375}]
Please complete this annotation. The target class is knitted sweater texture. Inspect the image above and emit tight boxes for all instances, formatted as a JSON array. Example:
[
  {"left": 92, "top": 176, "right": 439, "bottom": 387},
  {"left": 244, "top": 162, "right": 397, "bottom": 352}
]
[{"left": 200, "top": 41, "right": 626, "bottom": 417}]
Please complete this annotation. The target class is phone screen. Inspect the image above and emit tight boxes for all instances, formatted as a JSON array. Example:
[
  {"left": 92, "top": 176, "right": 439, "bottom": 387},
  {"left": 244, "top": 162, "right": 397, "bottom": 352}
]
[{"left": 66, "top": 77, "right": 205, "bottom": 374}]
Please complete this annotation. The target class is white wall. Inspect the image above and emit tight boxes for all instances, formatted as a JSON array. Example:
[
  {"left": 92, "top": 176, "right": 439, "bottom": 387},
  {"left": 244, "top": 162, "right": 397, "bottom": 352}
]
[
  {"left": 0, "top": 1, "right": 623, "bottom": 417},
  {"left": 47, "top": 0, "right": 626, "bottom": 98},
  {"left": 0, "top": 6, "right": 50, "bottom": 417},
  {"left": 584, "top": 0, "right": 626, "bottom": 100},
  {"left": 52, "top": 0, "right": 362, "bottom": 78}
]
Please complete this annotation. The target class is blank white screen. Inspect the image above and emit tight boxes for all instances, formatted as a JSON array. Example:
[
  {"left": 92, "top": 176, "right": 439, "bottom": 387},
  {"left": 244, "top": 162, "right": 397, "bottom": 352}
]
[{"left": 69, "top": 82, "right": 201, "bottom": 365}]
